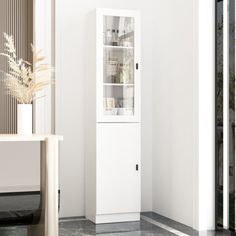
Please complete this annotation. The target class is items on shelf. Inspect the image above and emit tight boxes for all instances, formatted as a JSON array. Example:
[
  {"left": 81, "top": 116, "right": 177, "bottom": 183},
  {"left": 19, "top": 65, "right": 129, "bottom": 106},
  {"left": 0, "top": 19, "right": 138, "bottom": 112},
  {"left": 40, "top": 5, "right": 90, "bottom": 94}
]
[
  {"left": 104, "top": 97, "right": 115, "bottom": 109},
  {"left": 117, "top": 63, "right": 133, "bottom": 84},
  {"left": 117, "top": 108, "right": 133, "bottom": 116},
  {"left": 103, "top": 96, "right": 134, "bottom": 116},
  {"left": 120, "top": 30, "right": 126, "bottom": 46},
  {"left": 120, "top": 30, "right": 134, "bottom": 47},
  {"left": 105, "top": 58, "right": 133, "bottom": 84},
  {"left": 104, "top": 28, "right": 134, "bottom": 47},
  {"left": 103, "top": 97, "right": 117, "bottom": 115},
  {"left": 105, "top": 29, "right": 112, "bottom": 45},
  {"left": 119, "top": 97, "right": 134, "bottom": 108},
  {"left": 106, "top": 58, "right": 118, "bottom": 83},
  {"left": 111, "top": 29, "right": 119, "bottom": 46},
  {"left": 104, "top": 29, "right": 119, "bottom": 46}
]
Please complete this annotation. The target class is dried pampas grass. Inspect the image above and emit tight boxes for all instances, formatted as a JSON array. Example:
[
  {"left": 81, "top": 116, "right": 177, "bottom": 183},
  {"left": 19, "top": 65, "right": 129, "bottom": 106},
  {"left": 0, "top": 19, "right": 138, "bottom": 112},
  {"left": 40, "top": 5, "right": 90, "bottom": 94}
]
[{"left": 0, "top": 33, "right": 53, "bottom": 104}]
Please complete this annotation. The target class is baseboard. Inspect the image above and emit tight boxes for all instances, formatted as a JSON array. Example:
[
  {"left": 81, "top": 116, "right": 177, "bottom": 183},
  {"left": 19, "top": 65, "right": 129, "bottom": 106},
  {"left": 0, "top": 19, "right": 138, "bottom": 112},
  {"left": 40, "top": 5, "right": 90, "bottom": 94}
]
[{"left": 59, "top": 216, "right": 86, "bottom": 222}]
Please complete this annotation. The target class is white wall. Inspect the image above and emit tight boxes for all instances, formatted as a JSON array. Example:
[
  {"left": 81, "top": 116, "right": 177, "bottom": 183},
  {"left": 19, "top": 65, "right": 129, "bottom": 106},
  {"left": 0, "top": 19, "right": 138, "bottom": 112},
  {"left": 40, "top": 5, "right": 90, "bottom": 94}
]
[
  {"left": 0, "top": 142, "right": 40, "bottom": 192},
  {"left": 56, "top": 0, "right": 153, "bottom": 217},
  {"left": 152, "top": 0, "right": 195, "bottom": 228},
  {"left": 34, "top": 0, "right": 54, "bottom": 134},
  {"left": 152, "top": 0, "right": 215, "bottom": 231}
]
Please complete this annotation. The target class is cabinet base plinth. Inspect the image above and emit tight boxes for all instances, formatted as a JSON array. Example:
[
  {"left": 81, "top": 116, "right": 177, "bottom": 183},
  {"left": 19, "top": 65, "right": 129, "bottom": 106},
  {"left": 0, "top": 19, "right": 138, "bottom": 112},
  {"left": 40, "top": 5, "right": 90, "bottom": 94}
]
[{"left": 87, "top": 213, "right": 140, "bottom": 224}]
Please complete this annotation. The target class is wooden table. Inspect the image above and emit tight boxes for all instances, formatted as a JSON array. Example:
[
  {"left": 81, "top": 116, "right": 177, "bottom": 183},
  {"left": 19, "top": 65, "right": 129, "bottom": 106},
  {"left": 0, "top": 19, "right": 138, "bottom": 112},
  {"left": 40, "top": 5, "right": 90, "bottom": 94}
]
[{"left": 0, "top": 135, "right": 63, "bottom": 236}]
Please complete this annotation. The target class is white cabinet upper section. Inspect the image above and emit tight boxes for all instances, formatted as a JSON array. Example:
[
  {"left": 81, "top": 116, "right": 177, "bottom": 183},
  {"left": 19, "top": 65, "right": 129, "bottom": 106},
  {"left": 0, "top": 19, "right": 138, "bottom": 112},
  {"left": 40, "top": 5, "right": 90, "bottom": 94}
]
[{"left": 96, "top": 8, "right": 141, "bottom": 123}]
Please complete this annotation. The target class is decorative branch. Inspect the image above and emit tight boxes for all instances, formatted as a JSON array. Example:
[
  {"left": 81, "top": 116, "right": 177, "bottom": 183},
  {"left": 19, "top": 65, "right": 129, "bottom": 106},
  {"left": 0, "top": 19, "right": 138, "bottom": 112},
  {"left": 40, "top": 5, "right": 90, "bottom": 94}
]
[{"left": 0, "top": 33, "right": 53, "bottom": 104}]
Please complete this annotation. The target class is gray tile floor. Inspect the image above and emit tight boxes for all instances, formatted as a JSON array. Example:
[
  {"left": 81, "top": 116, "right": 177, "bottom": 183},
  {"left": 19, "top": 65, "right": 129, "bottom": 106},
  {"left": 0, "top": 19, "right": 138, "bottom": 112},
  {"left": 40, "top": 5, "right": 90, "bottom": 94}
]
[{"left": 0, "top": 212, "right": 235, "bottom": 236}]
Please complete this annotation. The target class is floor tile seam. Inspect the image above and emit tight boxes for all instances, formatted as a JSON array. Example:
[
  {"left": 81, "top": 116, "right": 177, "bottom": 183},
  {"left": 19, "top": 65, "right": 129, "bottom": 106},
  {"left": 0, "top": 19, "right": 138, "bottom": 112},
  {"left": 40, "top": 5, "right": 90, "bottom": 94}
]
[
  {"left": 141, "top": 215, "right": 191, "bottom": 236},
  {"left": 142, "top": 213, "right": 194, "bottom": 232}
]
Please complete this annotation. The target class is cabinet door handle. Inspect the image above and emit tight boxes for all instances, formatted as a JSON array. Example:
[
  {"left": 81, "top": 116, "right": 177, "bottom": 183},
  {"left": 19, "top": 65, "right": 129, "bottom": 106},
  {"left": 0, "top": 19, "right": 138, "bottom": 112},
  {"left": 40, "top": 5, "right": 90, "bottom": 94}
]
[
  {"left": 136, "top": 164, "right": 139, "bottom": 171},
  {"left": 136, "top": 63, "right": 139, "bottom": 70}
]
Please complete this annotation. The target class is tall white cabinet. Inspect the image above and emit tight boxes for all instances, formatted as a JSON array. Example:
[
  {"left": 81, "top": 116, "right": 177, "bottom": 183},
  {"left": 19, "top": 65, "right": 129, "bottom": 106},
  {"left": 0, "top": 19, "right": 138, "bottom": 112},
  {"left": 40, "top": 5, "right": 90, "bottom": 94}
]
[{"left": 85, "top": 8, "right": 141, "bottom": 224}]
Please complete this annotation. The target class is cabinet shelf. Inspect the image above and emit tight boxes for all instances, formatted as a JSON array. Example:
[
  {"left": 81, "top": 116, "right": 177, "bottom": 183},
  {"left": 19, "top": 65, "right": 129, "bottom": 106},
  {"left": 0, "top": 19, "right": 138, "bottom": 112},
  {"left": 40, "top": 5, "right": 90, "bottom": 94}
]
[{"left": 103, "top": 83, "right": 134, "bottom": 86}]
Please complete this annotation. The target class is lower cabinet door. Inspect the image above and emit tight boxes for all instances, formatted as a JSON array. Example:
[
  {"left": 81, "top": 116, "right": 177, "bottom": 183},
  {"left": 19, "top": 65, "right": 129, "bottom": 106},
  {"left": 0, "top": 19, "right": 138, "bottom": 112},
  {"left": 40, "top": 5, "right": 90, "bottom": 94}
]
[{"left": 96, "top": 123, "right": 141, "bottom": 215}]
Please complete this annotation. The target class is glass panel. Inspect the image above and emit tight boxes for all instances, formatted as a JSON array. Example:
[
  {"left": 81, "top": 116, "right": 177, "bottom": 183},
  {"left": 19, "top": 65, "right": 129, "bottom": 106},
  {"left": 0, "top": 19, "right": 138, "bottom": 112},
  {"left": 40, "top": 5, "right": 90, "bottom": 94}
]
[
  {"left": 216, "top": 0, "right": 236, "bottom": 230},
  {"left": 229, "top": 0, "right": 235, "bottom": 230},
  {"left": 103, "top": 16, "right": 134, "bottom": 47},
  {"left": 103, "top": 15, "right": 135, "bottom": 116},
  {"left": 216, "top": 0, "right": 224, "bottom": 228}
]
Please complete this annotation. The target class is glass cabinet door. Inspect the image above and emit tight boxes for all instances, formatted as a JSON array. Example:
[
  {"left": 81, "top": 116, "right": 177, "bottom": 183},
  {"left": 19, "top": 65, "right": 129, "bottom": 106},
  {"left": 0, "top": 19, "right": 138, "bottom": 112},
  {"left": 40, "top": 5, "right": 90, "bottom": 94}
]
[{"left": 103, "top": 15, "right": 135, "bottom": 117}]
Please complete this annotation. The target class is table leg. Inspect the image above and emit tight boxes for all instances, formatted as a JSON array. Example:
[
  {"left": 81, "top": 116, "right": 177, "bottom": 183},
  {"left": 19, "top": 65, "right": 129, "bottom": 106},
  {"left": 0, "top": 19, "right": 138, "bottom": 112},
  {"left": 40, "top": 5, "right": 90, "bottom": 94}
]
[{"left": 28, "top": 137, "right": 59, "bottom": 236}]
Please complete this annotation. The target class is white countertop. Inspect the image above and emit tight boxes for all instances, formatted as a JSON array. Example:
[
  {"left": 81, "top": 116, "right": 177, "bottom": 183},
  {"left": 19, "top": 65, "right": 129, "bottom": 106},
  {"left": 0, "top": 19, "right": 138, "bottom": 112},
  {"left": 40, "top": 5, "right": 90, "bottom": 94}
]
[{"left": 0, "top": 134, "right": 63, "bottom": 142}]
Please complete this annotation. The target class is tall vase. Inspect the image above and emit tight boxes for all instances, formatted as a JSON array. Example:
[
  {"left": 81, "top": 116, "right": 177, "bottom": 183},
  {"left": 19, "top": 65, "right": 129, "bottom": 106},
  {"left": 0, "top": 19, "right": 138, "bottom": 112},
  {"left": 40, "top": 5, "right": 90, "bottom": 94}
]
[{"left": 17, "top": 104, "right": 32, "bottom": 135}]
